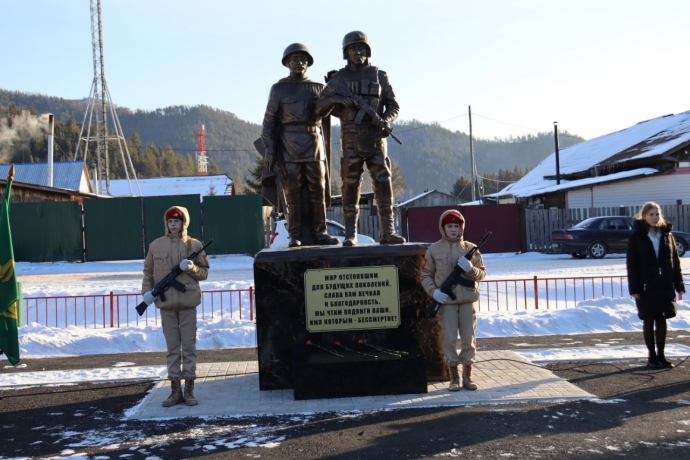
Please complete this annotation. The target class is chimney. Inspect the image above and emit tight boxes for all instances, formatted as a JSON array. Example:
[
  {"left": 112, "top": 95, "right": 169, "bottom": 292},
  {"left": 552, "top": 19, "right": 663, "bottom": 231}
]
[{"left": 47, "top": 114, "right": 55, "bottom": 187}]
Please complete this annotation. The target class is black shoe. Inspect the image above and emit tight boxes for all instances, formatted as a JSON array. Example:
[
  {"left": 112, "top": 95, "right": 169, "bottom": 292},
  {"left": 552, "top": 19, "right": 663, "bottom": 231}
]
[
  {"left": 343, "top": 237, "right": 356, "bottom": 247},
  {"left": 658, "top": 355, "right": 675, "bottom": 369},
  {"left": 289, "top": 239, "right": 301, "bottom": 248},
  {"left": 647, "top": 356, "right": 663, "bottom": 369}
]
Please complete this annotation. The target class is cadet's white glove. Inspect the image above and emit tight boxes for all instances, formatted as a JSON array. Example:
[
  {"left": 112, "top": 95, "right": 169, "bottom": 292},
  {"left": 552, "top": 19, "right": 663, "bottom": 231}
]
[
  {"left": 457, "top": 257, "right": 473, "bottom": 272},
  {"left": 143, "top": 291, "right": 156, "bottom": 306},
  {"left": 179, "top": 260, "right": 194, "bottom": 272},
  {"left": 433, "top": 289, "right": 449, "bottom": 304}
]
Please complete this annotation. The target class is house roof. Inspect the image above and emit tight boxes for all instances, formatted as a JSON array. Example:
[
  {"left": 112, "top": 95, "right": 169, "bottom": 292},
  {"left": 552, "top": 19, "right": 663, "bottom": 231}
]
[
  {"left": 108, "top": 174, "right": 233, "bottom": 199},
  {"left": 0, "top": 161, "right": 88, "bottom": 191},
  {"left": 395, "top": 189, "right": 460, "bottom": 208},
  {"left": 490, "top": 110, "right": 690, "bottom": 199}
]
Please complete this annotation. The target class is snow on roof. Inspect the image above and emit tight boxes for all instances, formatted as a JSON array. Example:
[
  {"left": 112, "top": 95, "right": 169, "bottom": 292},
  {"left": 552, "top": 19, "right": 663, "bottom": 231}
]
[
  {"left": 108, "top": 174, "right": 232, "bottom": 199},
  {"left": 395, "top": 189, "right": 436, "bottom": 207},
  {"left": 490, "top": 111, "right": 690, "bottom": 199}
]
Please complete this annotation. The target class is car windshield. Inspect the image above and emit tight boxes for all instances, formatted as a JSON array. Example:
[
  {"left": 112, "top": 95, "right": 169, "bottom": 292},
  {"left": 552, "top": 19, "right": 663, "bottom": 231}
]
[{"left": 572, "top": 217, "right": 600, "bottom": 229}]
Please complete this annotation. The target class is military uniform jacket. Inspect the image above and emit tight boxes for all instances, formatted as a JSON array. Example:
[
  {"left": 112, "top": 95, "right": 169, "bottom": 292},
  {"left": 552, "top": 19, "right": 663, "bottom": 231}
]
[
  {"left": 319, "top": 62, "right": 400, "bottom": 136},
  {"left": 421, "top": 211, "right": 487, "bottom": 305},
  {"left": 142, "top": 206, "right": 210, "bottom": 311},
  {"left": 261, "top": 75, "right": 326, "bottom": 163}
]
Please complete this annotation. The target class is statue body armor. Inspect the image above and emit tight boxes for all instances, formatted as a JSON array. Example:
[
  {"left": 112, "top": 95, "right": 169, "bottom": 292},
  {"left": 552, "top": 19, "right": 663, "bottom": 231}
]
[{"left": 316, "top": 60, "right": 404, "bottom": 245}]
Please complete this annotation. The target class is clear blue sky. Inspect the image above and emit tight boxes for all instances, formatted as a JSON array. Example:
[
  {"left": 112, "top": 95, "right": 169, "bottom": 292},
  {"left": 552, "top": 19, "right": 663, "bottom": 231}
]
[{"left": 3, "top": 0, "right": 689, "bottom": 141}]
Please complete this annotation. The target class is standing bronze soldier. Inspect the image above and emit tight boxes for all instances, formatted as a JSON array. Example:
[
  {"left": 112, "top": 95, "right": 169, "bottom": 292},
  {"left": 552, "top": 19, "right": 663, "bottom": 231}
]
[
  {"left": 261, "top": 43, "right": 338, "bottom": 247},
  {"left": 316, "top": 31, "right": 406, "bottom": 246}
]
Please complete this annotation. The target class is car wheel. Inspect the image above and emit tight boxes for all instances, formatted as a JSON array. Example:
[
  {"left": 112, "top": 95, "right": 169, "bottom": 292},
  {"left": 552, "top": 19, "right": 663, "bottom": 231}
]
[
  {"left": 588, "top": 240, "right": 608, "bottom": 259},
  {"left": 676, "top": 239, "right": 687, "bottom": 257},
  {"left": 570, "top": 252, "right": 587, "bottom": 259}
]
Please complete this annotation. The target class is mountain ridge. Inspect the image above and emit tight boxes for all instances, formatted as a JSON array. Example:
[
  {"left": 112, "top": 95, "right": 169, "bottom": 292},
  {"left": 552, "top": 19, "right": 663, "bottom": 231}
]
[{"left": 0, "top": 88, "right": 585, "bottom": 198}]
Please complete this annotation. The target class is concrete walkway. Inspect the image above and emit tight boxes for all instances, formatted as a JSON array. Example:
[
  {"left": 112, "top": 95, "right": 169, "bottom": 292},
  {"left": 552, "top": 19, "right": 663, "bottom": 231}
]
[{"left": 128, "top": 350, "right": 594, "bottom": 420}]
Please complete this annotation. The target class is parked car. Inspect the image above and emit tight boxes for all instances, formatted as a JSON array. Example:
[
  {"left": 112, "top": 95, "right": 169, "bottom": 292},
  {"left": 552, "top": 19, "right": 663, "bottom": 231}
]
[
  {"left": 269, "top": 219, "right": 377, "bottom": 248},
  {"left": 550, "top": 216, "right": 689, "bottom": 259}
]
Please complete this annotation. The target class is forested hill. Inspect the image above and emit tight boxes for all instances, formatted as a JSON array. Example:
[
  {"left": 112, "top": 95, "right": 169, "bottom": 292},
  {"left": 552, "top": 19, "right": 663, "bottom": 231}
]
[{"left": 0, "top": 89, "right": 585, "bottom": 198}]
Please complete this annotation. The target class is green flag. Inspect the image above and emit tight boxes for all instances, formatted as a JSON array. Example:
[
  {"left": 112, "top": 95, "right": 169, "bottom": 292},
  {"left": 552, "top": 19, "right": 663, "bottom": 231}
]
[{"left": 0, "top": 165, "right": 20, "bottom": 366}]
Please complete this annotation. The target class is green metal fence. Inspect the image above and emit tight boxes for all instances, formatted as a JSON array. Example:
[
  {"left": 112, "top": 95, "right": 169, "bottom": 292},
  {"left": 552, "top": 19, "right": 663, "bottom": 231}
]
[
  {"left": 202, "top": 195, "right": 264, "bottom": 255},
  {"left": 142, "top": 195, "right": 202, "bottom": 250},
  {"left": 11, "top": 201, "right": 82, "bottom": 262},
  {"left": 84, "top": 197, "right": 144, "bottom": 261},
  {"left": 10, "top": 194, "right": 265, "bottom": 262}
]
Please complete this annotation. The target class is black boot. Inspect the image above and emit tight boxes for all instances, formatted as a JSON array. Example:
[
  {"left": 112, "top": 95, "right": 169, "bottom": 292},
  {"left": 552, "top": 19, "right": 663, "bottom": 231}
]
[
  {"left": 647, "top": 351, "right": 662, "bottom": 369},
  {"left": 656, "top": 318, "right": 673, "bottom": 368},
  {"left": 643, "top": 318, "right": 661, "bottom": 368},
  {"left": 657, "top": 344, "right": 674, "bottom": 368}
]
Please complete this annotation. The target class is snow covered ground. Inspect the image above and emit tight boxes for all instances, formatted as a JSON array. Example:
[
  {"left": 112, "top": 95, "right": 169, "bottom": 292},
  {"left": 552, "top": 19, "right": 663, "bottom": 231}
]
[{"left": 4, "top": 252, "right": 690, "bottom": 387}]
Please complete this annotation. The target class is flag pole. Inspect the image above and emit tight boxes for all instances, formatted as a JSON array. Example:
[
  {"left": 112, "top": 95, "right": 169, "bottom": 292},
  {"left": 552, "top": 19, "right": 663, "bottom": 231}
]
[{"left": 0, "top": 162, "right": 20, "bottom": 365}]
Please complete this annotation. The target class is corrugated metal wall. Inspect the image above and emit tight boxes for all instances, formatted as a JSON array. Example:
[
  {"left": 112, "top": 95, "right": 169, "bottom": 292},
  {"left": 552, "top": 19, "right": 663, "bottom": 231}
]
[
  {"left": 84, "top": 198, "right": 144, "bottom": 261},
  {"left": 568, "top": 174, "right": 690, "bottom": 208},
  {"left": 406, "top": 204, "right": 520, "bottom": 253},
  {"left": 11, "top": 201, "right": 82, "bottom": 262},
  {"left": 203, "top": 195, "right": 264, "bottom": 255},
  {"left": 142, "top": 195, "right": 202, "bottom": 251}
]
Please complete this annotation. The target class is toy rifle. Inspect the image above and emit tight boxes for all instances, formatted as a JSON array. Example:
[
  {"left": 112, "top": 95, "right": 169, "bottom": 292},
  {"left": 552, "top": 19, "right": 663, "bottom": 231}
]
[
  {"left": 426, "top": 231, "right": 492, "bottom": 318},
  {"left": 136, "top": 239, "right": 213, "bottom": 316},
  {"left": 326, "top": 74, "right": 403, "bottom": 145}
]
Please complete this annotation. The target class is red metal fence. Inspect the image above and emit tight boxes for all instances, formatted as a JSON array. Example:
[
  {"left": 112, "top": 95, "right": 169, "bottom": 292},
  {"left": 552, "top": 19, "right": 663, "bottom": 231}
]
[
  {"left": 22, "top": 274, "right": 689, "bottom": 328},
  {"left": 23, "top": 287, "right": 254, "bottom": 329}
]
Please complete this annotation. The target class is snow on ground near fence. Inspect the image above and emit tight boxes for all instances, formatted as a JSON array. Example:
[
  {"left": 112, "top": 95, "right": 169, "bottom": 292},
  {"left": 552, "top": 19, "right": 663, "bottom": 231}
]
[{"left": 6, "top": 252, "right": 690, "bottom": 362}]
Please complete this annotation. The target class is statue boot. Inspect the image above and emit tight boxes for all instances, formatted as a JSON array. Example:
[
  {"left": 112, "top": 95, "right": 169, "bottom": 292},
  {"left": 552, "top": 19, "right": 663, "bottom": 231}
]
[
  {"left": 378, "top": 205, "right": 405, "bottom": 245},
  {"left": 287, "top": 204, "right": 302, "bottom": 247},
  {"left": 312, "top": 203, "right": 339, "bottom": 245},
  {"left": 342, "top": 211, "right": 358, "bottom": 246},
  {"left": 341, "top": 182, "right": 360, "bottom": 246}
]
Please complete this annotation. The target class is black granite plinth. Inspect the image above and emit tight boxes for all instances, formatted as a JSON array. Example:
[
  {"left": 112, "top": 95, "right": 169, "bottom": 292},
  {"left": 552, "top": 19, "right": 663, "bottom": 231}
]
[
  {"left": 254, "top": 243, "right": 448, "bottom": 391},
  {"left": 292, "top": 340, "right": 427, "bottom": 400}
]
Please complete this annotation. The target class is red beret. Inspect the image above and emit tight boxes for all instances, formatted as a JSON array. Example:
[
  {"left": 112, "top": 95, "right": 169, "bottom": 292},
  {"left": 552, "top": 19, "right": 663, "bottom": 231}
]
[
  {"left": 166, "top": 209, "right": 184, "bottom": 220},
  {"left": 442, "top": 211, "right": 464, "bottom": 226}
]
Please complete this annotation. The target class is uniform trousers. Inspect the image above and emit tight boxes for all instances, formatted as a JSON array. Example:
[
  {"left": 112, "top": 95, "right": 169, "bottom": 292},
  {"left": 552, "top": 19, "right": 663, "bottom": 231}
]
[
  {"left": 438, "top": 302, "right": 477, "bottom": 367},
  {"left": 160, "top": 308, "right": 198, "bottom": 379}
]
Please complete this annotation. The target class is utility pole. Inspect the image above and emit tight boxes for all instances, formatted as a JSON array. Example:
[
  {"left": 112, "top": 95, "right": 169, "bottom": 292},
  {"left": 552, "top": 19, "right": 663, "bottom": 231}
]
[
  {"left": 469, "top": 105, "right": 476, "bottom": 201},
  {"left": 74, "top": 0, "right": 141, "bottom": 196},
  {"left": 554, "top": 121, "right": 561, "bottom": 185}
]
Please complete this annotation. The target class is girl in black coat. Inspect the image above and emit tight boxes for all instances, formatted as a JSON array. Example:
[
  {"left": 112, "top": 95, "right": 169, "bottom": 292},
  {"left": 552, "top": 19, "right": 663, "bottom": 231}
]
[{"left": 626, "top": 202, "right": 685, "bottom": 368}]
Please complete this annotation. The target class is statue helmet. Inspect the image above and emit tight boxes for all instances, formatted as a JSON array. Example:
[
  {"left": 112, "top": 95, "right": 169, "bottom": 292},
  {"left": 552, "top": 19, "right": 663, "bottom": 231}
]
[
  {"left": 342, "top": 31, "right": 371, "bottom": 59},
  {"left": 281, "top": 43, "right": 314, "bottom": 67}
]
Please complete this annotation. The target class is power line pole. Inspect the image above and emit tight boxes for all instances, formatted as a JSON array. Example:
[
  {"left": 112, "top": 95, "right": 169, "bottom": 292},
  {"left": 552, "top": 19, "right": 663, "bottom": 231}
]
[
  {"left": 469, "top": 105, "right": 476, "bottom": 202},
  {"left": 74, "top": 0, "right": 141, "bottom": 196},
  {"left": 554, "top": 121, "right": 561, "bottom": 185}
]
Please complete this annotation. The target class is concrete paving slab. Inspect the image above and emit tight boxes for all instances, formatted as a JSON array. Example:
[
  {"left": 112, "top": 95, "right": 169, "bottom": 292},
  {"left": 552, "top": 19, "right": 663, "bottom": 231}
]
[{"left": 127, "top": 350, "right": 594, "bottom": 420}]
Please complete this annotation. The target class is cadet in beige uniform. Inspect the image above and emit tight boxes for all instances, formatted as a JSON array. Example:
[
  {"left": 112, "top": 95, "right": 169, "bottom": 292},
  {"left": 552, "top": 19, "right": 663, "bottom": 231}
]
[
  {"left": 421, "top": 210, "right": 486, "bottom": 391},
  {"left": 142, "top": 206, "right": 209, "bottom": 406}
]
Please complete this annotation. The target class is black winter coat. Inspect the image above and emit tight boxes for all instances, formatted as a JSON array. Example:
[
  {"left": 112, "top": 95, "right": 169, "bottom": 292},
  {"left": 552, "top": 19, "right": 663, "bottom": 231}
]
[{"left": 626, "top": 220, "right": 685, "bottom": 320}]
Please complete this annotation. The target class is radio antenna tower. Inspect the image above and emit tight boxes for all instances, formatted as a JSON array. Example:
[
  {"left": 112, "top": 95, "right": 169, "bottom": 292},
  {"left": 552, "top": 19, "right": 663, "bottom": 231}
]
[
  {"left": 74, "top": 0, "right": 141, "bottom": 196},
  {"left": 196, "top": 124, "right": 208, "bottom": 175}
]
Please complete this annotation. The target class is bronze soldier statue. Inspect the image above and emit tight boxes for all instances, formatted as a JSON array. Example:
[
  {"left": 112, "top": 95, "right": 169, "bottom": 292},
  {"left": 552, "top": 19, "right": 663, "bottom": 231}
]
[
  {"left": 316, "top": 31, "right": 406, "bottom": 246},
  {"left": 261, "top": 43, "right": 339, "bottom": 247}
]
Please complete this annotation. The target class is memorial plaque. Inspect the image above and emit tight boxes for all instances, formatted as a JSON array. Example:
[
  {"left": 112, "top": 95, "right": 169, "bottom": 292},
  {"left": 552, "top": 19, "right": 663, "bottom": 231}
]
[{"left": 304, "top": 265, "right": 400, "bottom": 332}]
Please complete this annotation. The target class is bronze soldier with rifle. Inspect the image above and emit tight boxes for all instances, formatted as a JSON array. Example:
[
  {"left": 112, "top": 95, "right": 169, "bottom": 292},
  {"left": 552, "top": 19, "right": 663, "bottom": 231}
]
[{"left": 316, "top": 31, "right": 405, "bottom": 246}]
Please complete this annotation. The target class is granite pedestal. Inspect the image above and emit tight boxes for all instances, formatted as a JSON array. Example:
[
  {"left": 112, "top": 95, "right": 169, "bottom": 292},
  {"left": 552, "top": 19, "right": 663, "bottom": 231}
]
[
  {"left": 292, "top": 339, "right": 427, "bottom": 400},
  {"left": 254, "top": 243, "right": 447, "bottom": 393}
]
